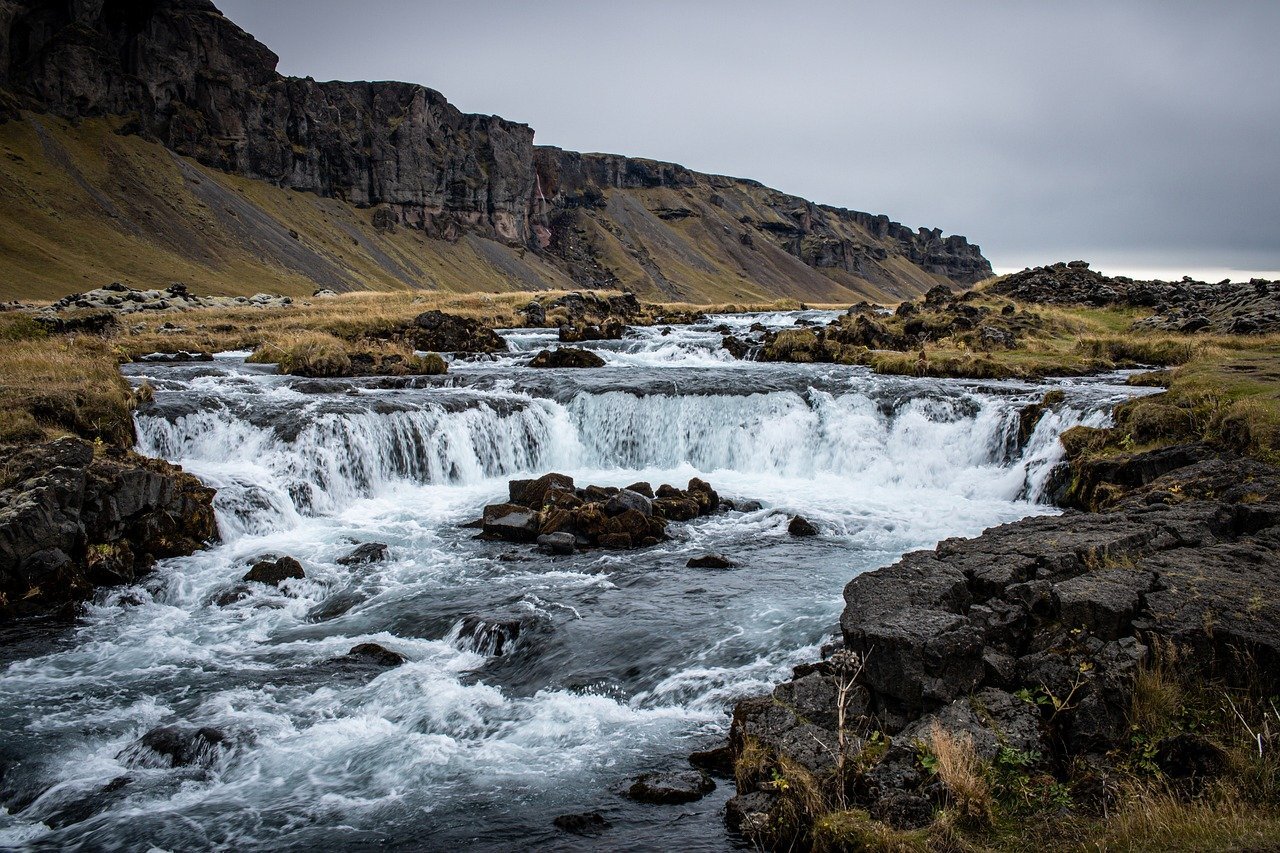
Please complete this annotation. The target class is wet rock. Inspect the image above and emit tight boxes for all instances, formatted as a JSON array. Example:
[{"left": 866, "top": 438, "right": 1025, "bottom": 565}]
[
  {"left": 553, "top": 811, "right": 610, "bottom": 837},
  {"left": 509, "top": 473, "right": 575, "bottom": 509},
  {"left": 688, "top": 744, "right": 736, "bottom": 775},
  {"left": 481, "top": 503, "right": 540, "bottom": 542},
  {"left": 0, "top": 439, "right": 217, "bottom": 620},
  {"left": 653, "top": 497, "right": 700, "bottom": 521},
  {"left": 242, "top": 556, "right": 304, "bottom": 586},
  {"left": 336, "top": 542, "right": 389, "bottom": 566},
  {"left": 345, "top": 643, "right": 406, "bottom": 667},
  {"left": 537, "top": 532, "right": 576, "bottom": 555},
  {"left": 137, "top": 350, "right": 214, "bottom": 362},
  {"left": 687, "top": 554, "right": 734, "bottom": 569},
  {"left": 626, "top": 769, "right": 715, "bottom": 804},
  {"left": 119, "top": 725, "right": 226, "bottom": 769},
  {"left": 687, "top": 478, "right": 719, "bottom": 514},
  {"left": 408, "top": 311, "right": 508, "bottom": 353},
  {"left": 597, "top": 533, "right": 633, "bottom": 550},
  {"left": 604, "top": 489, "right": 652, "bottom": 517},
  {"left": 725, "top": 791, "right": 778, "bottom": 832},
  {"left": 787, "top": 515, "right": 819, "bottom": 536},
  {"left": 455, "top": 615, "right": 524, "bottom": 656},
  {"left": 528, "top": 347, "right": 605, "bottom": 369},
  {"left": 626, "top": 481, "right": 655, "bottom": 498}
]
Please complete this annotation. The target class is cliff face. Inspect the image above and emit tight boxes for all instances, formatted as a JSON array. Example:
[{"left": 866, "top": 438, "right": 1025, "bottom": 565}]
[{"left": 0, "top": 0, "right": 992, "bottom": 301}]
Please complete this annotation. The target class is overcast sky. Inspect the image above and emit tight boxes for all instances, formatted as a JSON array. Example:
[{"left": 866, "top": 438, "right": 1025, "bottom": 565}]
[{"left": 218, "top": 0, "right": 1279, "bottom": 279}]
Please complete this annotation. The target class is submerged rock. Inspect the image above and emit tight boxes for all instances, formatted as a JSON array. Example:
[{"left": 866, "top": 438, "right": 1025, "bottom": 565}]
[
  {"left": 344, "top": 643, "right": 407, "bottom": 667},
  {"left": 627, "top": 769, "right": 715, "bottom": 804},
  {"left": 336, "top": 542, "right": 389, "bottom": 566},
  {"left": 119, "top": 725, "right": 226, "bottom": 769},
  {"left": 553, "top": 811, "right": 611, "bottom": 837},
  {"left": 687, "top": 554, "right": 735, "bottom": 569}
]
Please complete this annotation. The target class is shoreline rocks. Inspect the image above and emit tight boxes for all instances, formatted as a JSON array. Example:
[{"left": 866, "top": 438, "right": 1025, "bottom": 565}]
[
  {"left": 0, "top": 438, "right": 218, "bottom": 621},
  {"left": 717, "top": 444, "right": 1280, "bottom": 844},
  {"left": 991, "top": 261, "right": 1280, "bottom": 334}
]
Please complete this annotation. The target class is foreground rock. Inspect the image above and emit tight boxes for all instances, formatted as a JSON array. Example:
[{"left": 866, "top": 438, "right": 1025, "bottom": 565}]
[
  {"left": 472, "top": 474, "right": 721, "bottom": 551},
  {"left": 118, "top": 725, "right": 226, "bottom": 769},
  {"left": 0, "top": 438, "right": 218, "bottom": 620},
  {"left": 991, "top": 261, "right": 1280, "bottom": 334},
  {"left": 720, "top": 446, "right": 1280, "bottom": 846}
]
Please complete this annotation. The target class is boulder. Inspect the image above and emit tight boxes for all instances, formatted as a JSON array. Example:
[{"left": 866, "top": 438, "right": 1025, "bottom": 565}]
[
  {"left": 604, "top": 489, "right": 652, "bottom": 517},
  {"left": 528, "top": 348, "right": 605, "bottom": 368},
  {"left": 553, "top": 811, "right": 610, "bottom": 837},
  {"left": 0, "top": 439, "right": 217, "bottom": 620},
  {"left": 508, "top": 473, "right": 574, "bottom": 509},
  {"left": 344, "top": 643, "right": 406, "bottom": 667},
  {"left": 687, "top": 554, "right": 734, "bottom": 569},
  {"left": 242, "top": 556, "right": 304, "bottom": 586},
  {"left": 788, "top": 515, "right": 819, "bottom": 536},
  {"left": 118, "top": 725, "right": 226, "bottom": 769},
  {"left": 627, "top": 769, "right": 715, "bottom": 804},
  {"left": 536, "top": 532, "right": 576, "bottom": 555},
  {"left": 336, "top": 542, "right": 389, "bottom": 566},
  {"left": 408, "top": 311, "right": 508, "bottom": 353},
  {"left": 481, "top": 503, "right": 540, "bottom": 543}
]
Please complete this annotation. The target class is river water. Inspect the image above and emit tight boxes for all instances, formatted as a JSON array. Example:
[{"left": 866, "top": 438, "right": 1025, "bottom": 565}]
[{"left": 0, "top": 313, "right": 1147, "bottom": 851}]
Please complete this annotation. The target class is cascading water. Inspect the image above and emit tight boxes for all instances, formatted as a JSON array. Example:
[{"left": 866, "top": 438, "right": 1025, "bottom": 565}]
[{"left": 0, "top": 313, "right": 1154, "bottom": 851}]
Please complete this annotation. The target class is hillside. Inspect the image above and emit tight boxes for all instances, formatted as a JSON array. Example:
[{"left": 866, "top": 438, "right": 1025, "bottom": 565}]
[{"left": 0, "top": 0, "right": 991, "bottom": 302}]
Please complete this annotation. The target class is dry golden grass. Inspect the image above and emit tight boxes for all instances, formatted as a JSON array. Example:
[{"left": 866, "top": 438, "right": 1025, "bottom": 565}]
[
  {"left": 0, "top": 318, "right": 136, "bottom": 445},
  {"left": 928, "top": 723, "right": 995, "bottom": 830},
  {"left": 1088, "top": 789, "right": 1280, "bottom": 852}
]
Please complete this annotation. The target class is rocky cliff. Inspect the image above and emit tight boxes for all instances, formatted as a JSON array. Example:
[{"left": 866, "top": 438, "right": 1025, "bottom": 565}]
[{"left": 0, "top": 0, "right": 990, "bottom": 302}]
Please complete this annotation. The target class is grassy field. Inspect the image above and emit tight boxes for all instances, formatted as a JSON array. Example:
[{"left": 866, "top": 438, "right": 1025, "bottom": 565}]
[{"left": 3, "top": 282, "right": 1279, "bottom": 464}]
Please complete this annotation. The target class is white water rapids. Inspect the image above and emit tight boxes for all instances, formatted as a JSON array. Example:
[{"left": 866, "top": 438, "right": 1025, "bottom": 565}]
[{"left": 0, "top": 313, "right": 1151, "bottom": 851}]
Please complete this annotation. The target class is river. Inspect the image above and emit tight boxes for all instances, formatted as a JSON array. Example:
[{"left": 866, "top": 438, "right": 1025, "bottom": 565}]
[{"left": 0, "top": 312, "right": 1147, "bottom": 851}]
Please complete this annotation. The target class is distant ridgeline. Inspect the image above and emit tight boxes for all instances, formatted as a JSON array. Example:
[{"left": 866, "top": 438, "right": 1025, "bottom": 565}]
[{"left": 0, "top": 0, "right": 991, "bottom": 301}]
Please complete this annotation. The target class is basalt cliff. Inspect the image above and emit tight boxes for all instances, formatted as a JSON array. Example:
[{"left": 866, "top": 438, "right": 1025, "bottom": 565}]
[{"left": 0, "top": 0, "right": 990, "bottom": 301}]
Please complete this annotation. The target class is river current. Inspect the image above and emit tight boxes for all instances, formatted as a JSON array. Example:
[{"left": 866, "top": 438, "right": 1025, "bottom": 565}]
[{"left": 0, "top": 312, "right": 1148, "bottom": 851}]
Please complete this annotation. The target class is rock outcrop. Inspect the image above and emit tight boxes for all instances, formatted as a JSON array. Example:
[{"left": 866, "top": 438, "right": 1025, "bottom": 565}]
[
  {"left": 0, "top": 0, "right": 990, "bottom": 303},
  {"left": 991, "top": 262, "right": 1280, "bottom": 334},
  {"left": 473, "top": 473, "right": 721, "bottom": 551},
  {"left": 0, "top": 437, "right": 218, "bottom": 620},
  {"left": 721, "top": 445, "right": 1280, "bottom": 844}
]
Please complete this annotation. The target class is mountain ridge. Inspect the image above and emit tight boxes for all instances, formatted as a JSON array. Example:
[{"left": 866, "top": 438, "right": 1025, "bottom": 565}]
[{"left": 0, "top": 0, "right": 991, "bottom": 301}]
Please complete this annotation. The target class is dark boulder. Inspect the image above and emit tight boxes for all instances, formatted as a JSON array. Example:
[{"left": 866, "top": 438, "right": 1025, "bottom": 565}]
[
  {"left": 553, "top": 811, "right": 610, "bottom": 837},
  {"left": 509, "top": 473, "right": 575, "bottom": 509},
  {"left": 687, "top": 554, "right": 734, "bottom": 569},
  {"left": 788, "top": 515, "right": 819, "bottom": 536},
  {"left": 119, "top": 725, "right": 226, "bottom": 769},
  {"left": 536, "top": 532, "right": 576, "bottom": 555},
  {"left": 336, "top": 542, "right": 389, "bottom": 566},
  {"left": 626, "top": 769, "right": 715, "bottom": 804},
  {"left": 408, "top": 311, "right": 507, "bottom": 353},
  {"left": 243, "top": 556, "right": 304, "bottom": 586},
  {"left": 481, "top": 503, "right": 540, "bottom": 543},
  {"left": 344, "top": 643, "right": 407, "bottom": 667},
  {"left": 0, "top": 439, "right": 217, "bottom": 620},
  {"left": 528, "top": 347, "right": 606, "bottom": 369}
]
